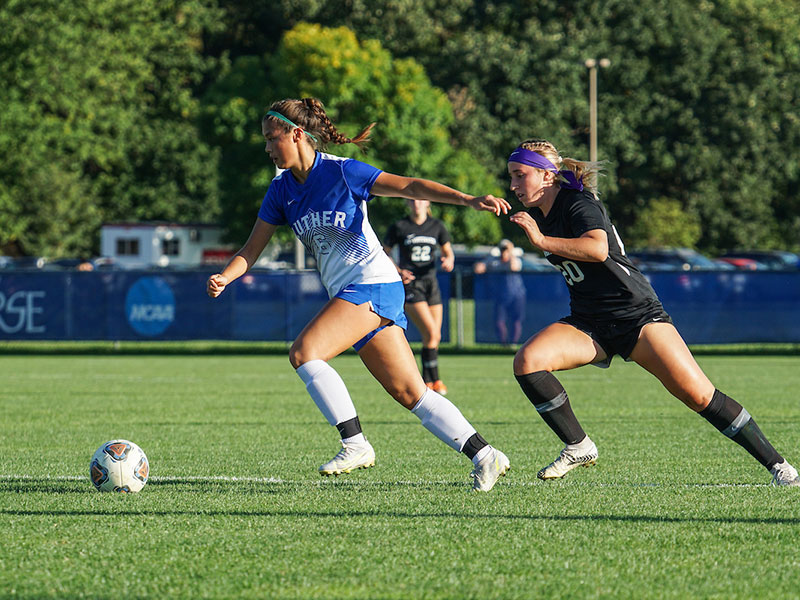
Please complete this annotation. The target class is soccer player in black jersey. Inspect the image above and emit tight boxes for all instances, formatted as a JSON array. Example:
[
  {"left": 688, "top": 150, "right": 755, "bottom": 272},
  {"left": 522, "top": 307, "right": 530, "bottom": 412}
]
[
  {"left": 505, "top": 138, "right": 799, "bottom": 486},
  {"left": 384, "top": 199, "right": 454, "bottom": 395}
]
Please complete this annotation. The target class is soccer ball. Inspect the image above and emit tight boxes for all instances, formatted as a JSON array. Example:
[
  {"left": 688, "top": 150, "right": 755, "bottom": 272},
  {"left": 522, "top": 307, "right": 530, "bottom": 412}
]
[{"left": 90, "top": 439, "right": 150, "bottom": 493}]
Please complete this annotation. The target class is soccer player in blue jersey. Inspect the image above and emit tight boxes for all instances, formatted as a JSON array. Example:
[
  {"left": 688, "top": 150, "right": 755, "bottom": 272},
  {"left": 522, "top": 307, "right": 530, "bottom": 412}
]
[
  {"left": 505, "top": 138, "right": 798, "bottom": 486},
  {"left": 207, "top": 97, "right": 510, "bottom": 491}
]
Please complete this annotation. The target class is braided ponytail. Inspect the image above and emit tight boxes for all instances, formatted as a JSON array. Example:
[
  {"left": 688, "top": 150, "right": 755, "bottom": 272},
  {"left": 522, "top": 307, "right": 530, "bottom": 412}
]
[{"left": 263, "top": 97, "right": 375, "bottom": 152}]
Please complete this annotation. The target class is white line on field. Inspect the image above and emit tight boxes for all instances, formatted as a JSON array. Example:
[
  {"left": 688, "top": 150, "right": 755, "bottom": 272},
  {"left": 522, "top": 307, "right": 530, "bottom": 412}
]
[
  {"left": 0, "top": 474, "right": 284, "bottom": 483},
  {"left": 0, "top": 474, "right": 772, "bottom": 488}
]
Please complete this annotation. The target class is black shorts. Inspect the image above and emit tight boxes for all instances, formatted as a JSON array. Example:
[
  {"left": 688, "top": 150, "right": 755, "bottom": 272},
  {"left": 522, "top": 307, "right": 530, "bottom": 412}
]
[
  {"left": 404, "top": 275, "right": 442, "bottom": 305},
  {"left": 559, "top": 308, "right": 673, "bottom": 368}
]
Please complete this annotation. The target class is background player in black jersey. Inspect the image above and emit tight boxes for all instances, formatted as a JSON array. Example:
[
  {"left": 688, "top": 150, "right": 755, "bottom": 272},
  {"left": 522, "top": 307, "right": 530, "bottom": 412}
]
[
  {"left": 384, "top": 199, "right": 454, "bottom": 395},
  {"left": 505, "top": 138, "right": 798, "bottom": 486}
]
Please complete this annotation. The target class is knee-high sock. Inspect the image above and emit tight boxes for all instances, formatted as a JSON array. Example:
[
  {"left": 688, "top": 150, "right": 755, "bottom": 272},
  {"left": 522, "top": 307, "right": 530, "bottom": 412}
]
[
  {"left": 411, "top": 388, "right": 476, "bottom": 452},
  {"left": 700, "top": 389, "right": 783, "bottom": 469},
  {"left": 421, "top": 347, "right": 439, "bottom": 383},
  {"left": 296, "top": 359, "right": 357, "bottom": 427},
  {"left": 515, "top": 371, "right": 587, "bottom": 445}
]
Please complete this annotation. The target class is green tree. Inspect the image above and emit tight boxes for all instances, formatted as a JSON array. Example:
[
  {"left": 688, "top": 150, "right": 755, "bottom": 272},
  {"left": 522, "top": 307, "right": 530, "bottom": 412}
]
[
  {"left": 215, "top": 0, "right": 800, "bottom": 252},
  {"left": 627, "top": 198, "right": 702, "bottom": 249},
  {"left": 0, "top": 0, "right": 224, "bottom": 257},
  {"left": 202, "top": 23, "right": 503, "bottom": 247}
]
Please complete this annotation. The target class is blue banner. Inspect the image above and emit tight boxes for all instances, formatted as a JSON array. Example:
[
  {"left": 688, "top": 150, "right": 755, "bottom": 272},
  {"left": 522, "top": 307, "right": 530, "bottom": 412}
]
[
  {"left": 0, "top": 271, "right": 449, "bottom": 343},
  {"left": 473, "top": 271, "right": 800, "bottom": 344},
  {"left": 2, "top": 270, "right": 797, "bottom": 343}
]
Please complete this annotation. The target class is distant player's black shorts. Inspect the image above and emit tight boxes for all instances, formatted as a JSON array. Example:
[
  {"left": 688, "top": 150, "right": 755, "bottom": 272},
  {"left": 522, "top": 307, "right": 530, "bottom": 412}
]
[
  {"left": 404, "top": 274, "right": 442, "bottom": 305},
  {"left": 559, "top": 308, "right": 673, "bottom": 368}
]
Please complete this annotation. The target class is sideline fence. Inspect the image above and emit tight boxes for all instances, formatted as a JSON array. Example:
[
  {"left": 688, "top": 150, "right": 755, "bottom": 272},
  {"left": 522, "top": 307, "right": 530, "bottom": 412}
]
[{"left": 1, "top": 269, "right": 798, "bottom": 344}]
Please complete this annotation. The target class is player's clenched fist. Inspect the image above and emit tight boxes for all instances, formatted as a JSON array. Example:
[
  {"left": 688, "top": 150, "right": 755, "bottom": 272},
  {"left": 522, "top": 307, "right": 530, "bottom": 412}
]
[{"left": 207, "top": 274, "right": 228, "bottom": 298}]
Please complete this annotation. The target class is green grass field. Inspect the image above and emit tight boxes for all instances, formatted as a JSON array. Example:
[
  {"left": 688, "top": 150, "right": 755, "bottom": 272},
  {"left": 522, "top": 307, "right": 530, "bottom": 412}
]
[{"left": 1, "top": 353, "right": 799, "bottom": 599}]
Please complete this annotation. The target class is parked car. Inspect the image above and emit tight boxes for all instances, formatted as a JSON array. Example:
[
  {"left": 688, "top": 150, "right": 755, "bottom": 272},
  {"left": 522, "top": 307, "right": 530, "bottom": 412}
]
[
  {"left": 719, "top": 250, "right": 799, "bottom": 270},
  {"left": 627, "top": 248, "right": 733, "bottom": 271},
  {"left": 520, "top": 253, "right": 557, "bottom": 272},
  {"left": 5, "top": 256, "right": 48, "bottom": 269},
  {"left": 715, "top": 257, "right": 766, "bottom": 271},
  {"left": 90, "top": 257, "right": 121, "bottom": 270},
  {"left": 46, "top": 257, "right": 86, "bottom": 270},
  {"left": 451, "top": 244, "right": 497, "bottom": 273}
]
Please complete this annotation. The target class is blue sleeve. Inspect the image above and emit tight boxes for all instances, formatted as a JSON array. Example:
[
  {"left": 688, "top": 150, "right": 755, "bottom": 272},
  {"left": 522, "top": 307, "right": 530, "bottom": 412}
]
[
  {"left": 342, "top": 158, "right": 383, "bottom": 202},
  {"left": 257, "top": 179, "right": 287, "bottom": 226}
]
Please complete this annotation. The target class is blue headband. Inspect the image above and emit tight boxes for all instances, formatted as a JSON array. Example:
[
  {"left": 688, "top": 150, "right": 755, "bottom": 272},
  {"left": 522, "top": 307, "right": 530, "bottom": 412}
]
[
  {"left": 508, "top": 147, "right": 583, "bottom": 191},
  {"left": 265, "top": 110, "right": 318, "bottom": 143}
]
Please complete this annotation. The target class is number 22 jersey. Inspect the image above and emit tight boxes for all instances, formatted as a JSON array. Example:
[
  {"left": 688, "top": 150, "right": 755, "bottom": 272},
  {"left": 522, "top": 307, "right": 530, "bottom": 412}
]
[
  {"left": 383, "top": 217, "right": 450, "bottom": 278},
  {"left": 528, "top": 188, "right": 664, "bottom": 321}
]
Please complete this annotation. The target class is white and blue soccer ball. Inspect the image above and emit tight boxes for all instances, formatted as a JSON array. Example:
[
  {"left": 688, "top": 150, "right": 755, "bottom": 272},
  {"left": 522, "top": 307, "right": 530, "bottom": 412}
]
[{"left": 90, "top": 439, "right": 149, "bottom": 493}]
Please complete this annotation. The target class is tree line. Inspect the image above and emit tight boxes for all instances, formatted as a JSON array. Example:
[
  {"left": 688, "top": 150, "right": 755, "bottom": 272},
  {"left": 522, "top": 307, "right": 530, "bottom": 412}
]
[{"left": 1, "top": 0, "right": 798, "bottom": 258}]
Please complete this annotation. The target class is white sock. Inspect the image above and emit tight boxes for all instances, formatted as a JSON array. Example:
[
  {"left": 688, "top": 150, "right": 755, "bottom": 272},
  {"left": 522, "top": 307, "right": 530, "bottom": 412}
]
[
  {"left": 567, "top": 435, "right": 593, "bottom": 452},
  {"left": 296, "top": 360, "right": 357, "bottom": 427},
  {"left": 472, "top": 445, "right": 492, "bottom": 465},
  {"left": 411, "top": 388, "right": 477, "bottom": 452},
  {"left": 342, "top": 433, "right": 367, "bottom": 446}
]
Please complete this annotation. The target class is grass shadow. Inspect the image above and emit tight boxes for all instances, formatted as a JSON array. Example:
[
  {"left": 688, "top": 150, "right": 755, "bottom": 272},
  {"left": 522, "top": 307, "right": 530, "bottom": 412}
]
[{"left": 1, "top": 506, "right": 798, "bottom": 525}]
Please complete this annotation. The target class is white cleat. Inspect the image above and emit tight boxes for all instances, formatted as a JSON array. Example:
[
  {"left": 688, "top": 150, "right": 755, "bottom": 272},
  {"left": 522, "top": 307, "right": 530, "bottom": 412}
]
[
  {"left": 318, "top": 440, "right": 376, "bottom": 476},
  {"left": 471, "top": 447, "right": 510, "bottom": 492},
  {"left": 537, "top": 438, "right": 598, "bottom": 480},
  {"left": 770, "top": 460, "right": 800, "bottom": 487}
]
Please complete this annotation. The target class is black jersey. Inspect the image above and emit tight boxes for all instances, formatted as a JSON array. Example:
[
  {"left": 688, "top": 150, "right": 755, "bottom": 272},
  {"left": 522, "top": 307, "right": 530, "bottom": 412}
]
[
  {"left": 383, "top": 217, "right": 451, "bottom": 277},
  {"left": 529, "top": 188, "right": 663, "bottom": 320}
]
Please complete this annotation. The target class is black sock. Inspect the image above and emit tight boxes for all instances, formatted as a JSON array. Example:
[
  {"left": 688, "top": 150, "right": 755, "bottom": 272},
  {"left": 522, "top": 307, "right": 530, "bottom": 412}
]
[
  {"left": 515, "top": 371, "right": 586, "bottom": 445},
  {"left": 336, "top": 416, "right": 363, "bottom": 440},
  {"left": 421, "top": 347, "right": 439, "bottom": 382},
  {"left": 461, "top": 432, "right": 488, "bottom": 460},
  {"left": 699, "top": 389, "right": 783, "bottom": 469}
]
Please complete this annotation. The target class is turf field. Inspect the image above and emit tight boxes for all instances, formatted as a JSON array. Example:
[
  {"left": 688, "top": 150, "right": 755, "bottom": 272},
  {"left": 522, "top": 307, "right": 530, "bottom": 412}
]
[{"left": 1, "top": 353, "right": 799, "bottom": 599}]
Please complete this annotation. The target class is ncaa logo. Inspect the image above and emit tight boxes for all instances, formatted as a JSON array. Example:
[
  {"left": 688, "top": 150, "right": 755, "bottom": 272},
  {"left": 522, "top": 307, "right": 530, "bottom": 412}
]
[{"left": 125, "top": 276, "right": 176, "bottom": 336}]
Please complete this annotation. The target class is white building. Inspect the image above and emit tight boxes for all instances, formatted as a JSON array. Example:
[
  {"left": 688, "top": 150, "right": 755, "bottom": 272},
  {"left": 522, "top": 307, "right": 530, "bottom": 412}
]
[{"left": 100, "top": 222, "right": 226, "bottom": 269}]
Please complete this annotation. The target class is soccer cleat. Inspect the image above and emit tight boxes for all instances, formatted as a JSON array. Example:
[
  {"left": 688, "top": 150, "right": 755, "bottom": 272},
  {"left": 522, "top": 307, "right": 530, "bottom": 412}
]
[
  {"left": 318, "top": 440, "right": 376, "bottom": 476},
  {"left": 471, "top": 447, "right": 510, "bottom": 492},
  {"left": 428, "top": 380, "right": 447, "bottom": 395},
  {"left": 426, "top": 380, "right": 448, "bottom": 395},
  {"left": 770, "top": 460, "right": 800, "bottom": 487},
  {"left": 537, "top": 438, "right": 598, "bottom": 480}
]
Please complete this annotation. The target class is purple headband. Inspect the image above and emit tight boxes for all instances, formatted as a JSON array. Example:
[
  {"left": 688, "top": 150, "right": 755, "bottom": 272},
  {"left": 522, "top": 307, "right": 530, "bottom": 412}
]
[{"left": 508, "top": 147, "right": 584, "bottom": 191}]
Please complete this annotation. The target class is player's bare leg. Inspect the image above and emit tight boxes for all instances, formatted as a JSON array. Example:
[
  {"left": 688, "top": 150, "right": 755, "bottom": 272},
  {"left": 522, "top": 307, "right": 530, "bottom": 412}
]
[
  {"left": 628, "top": 322, "right": 714, "bottom": 410},
  {"left": 357, "top": 322, "right": 426, "bottom": 409},
  {"left": 290, "top": 299, "right": 382, "bottom": 476},
  {"left": 290, "top": 298, "right": 382, "bottom": 367},
  {"left": 514, "top": 323, "right": 605, "bottom": 480},
  {"left": 631, "top": 322, "right": 798, "bottom": 486},
  {"left": 359, "top": 326, "right": 509, "bottom": 491},
  {"left": 406, "top": 301, "right": 447, "bottom": 394}
]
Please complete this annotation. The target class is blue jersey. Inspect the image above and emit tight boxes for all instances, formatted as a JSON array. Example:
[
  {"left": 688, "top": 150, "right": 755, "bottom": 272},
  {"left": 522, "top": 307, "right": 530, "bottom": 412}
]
[{"left": 258, "top": 152, "right": 401, "bottom": 297}]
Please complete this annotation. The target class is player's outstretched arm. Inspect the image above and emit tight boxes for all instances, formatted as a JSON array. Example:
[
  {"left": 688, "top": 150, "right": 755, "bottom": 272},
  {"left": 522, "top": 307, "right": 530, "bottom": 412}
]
[
  {"left": 371, "top": 172, "right": 510, "bottom": 216},
  {"left": 207, "top": 219, "right": 277, "bottom": 297}
]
